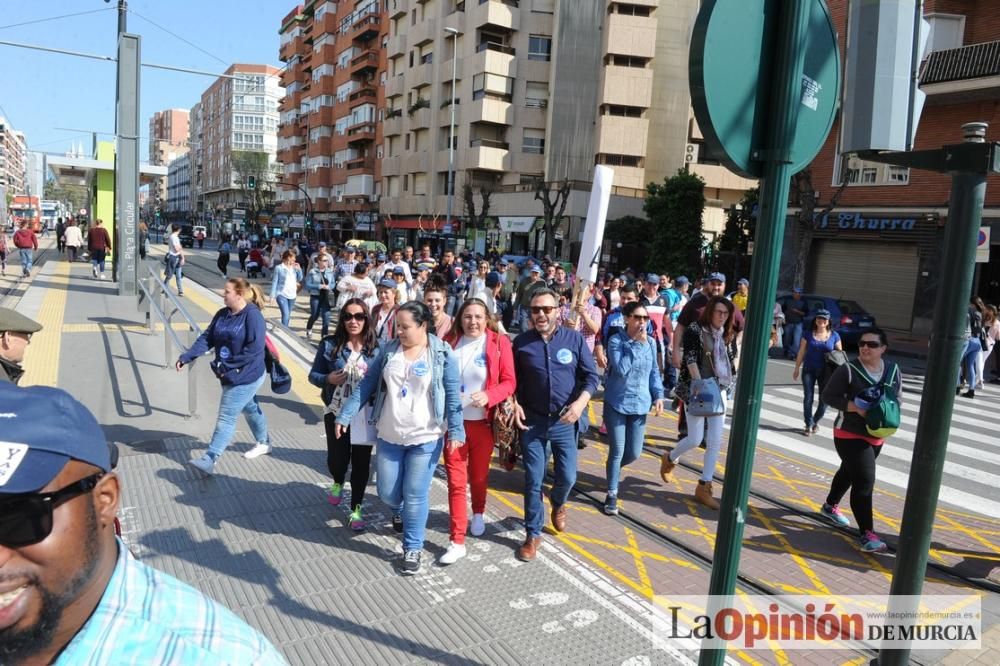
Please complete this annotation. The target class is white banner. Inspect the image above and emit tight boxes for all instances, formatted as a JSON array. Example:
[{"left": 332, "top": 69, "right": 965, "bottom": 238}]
[{"left": 576, "top": 165, "right": 614, "bottom": 283}]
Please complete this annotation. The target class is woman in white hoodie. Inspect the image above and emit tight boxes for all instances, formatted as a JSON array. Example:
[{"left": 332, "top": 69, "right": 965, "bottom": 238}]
[{"left": 62, "top": 221, "right": 84, "bottom": 262}]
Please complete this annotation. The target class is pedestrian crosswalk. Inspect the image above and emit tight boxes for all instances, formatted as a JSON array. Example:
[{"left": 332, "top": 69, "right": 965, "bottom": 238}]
[{"left": 747, "top": 365, "right": 1000, "bottom": 518}]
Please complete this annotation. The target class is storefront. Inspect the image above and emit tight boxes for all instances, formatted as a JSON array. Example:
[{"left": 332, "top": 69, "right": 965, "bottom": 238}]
[
  {"left": 497, "top": 216, "right": 537, "bottom": 255},
  {"left": 780, "top": 210, "right": 944, "bottom": 334},
  {"left": 976, "top": 219, "right": 1000, "bottom": 306}
]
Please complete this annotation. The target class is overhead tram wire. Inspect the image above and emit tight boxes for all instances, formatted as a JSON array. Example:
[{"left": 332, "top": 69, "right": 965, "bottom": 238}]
[{"left": 0, "top": 7, "right": 115, "bottom": 31}]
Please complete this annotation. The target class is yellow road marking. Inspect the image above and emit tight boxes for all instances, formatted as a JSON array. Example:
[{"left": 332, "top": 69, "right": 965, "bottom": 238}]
[
  {"left": 22, "top": 263, "right": 69, "bottom": 386},
  {"left": 59, "top": 322, "right": 210, "bottom": 334},
  {"left": 748, "top": 503, "right": 830, "bottom": 595}
]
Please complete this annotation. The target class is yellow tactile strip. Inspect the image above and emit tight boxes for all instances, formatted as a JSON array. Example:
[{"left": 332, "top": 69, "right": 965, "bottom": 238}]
[{"left": 21, "top": 262, "right": 70, "bottom": 387}]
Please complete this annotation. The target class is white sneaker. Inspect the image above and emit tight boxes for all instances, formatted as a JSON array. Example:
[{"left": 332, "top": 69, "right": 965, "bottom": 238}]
[
  {"left": 470, "top": 513, "right": 486, "bottom": 537},
  {"left": 244, "top": 442, "right": 272, "bottom": 459},
  {"left": 438, "top": 542, "right": 466, "bottom": 566},
  {"left": 92, "top": 265, "right": 98, "bottom": 277},
  {"left": 99, "top": 273, "right": 106, "bottom": 281},
  {"left": 188, "top": 454, "right": 215, "bottom": 476},
  {"left": 305, "top": 329, "right": 312, "bottom": 340}
]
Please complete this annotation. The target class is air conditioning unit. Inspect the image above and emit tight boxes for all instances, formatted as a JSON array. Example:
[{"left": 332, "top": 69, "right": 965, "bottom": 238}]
[{"left": 685, "top": 143, "right": 700, "bottom": 164}]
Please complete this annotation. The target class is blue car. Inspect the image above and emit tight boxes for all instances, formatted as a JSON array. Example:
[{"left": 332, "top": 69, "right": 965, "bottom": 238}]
[{"left": 776, "top": 293, "right": 877, "bottom": 347}]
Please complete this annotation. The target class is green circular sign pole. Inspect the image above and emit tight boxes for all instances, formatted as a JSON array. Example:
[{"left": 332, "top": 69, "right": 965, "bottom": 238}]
[{"left": 689, "top": 1, "right": 840, "bottom": 664}]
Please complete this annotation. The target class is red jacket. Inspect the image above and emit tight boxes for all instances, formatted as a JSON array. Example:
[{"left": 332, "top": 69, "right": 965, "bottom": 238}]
[
  {"left": 12, "top": 229, "right": 37, "bottom": 250},
  {"left": 448, "top": 328, "right": 516, "bottom": 422}
]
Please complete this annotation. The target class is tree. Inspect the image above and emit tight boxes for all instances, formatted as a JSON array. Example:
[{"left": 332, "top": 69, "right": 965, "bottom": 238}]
[
  {"left": 604, "top": 215, "right": 647, "bottom": 246},
  {"left": 534, "top": 178, "right": 571, "bottom": 258},
  {"left": 231, "top": 151, "right": 276, "bottom": 233},
  {"left": 714, "top": 187, "right": 759, "bottom": 279},
  {"left": 462, "top": 181, "right": 494, "bottom": 230},
  {"left": 43, "top": 180, "right": 89, "bottom": 216},
  {"left": 790, "top": 167, "right": 848, "bottom": 288},
  {"left": 645, "top": 169, "right": 706, "bottom": 277}
]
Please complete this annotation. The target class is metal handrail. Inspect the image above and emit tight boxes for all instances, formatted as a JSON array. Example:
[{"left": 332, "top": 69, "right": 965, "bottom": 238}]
[{"left": 137, "top": 264, "right": 203, "bottom": 418}]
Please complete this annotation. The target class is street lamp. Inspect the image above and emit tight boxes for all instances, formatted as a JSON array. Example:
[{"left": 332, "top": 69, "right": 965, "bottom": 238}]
[
  {"left": 444, "top": 27, "right": 460, "bottom": 238},
  {"left": 278, "top": 181, "right": 313, "bottom": 239}
]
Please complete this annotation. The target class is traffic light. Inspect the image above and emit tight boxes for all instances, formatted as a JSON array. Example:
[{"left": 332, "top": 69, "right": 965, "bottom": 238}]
[{"left": 247, "top": 175, "right": 256, "bottom": 190}]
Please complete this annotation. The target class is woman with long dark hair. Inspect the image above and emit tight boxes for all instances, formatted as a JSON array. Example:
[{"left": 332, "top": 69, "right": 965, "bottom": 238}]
[
  {"left": 659, "top": 295, "right": 737, "bottom": 509},
  {"left": 334, "top": 301, "right": 465, "bottom": 575},
  {"left": 792, "top": 309, "right": 843, "bottom": 435},
  {"left": 309, "top": 298, "right": 380, "bottom": 530}
]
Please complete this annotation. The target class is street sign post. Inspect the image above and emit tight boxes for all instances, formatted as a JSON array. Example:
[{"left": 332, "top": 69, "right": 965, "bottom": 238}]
[
  {"left": 977, "top": 226, "right": 991, "bottom": 263},
  {"left": 115, "top": 33, "right": 140, "bottom": 297},
  {"left": 689, "top": 2, "right": 840, "bottom": 663}
]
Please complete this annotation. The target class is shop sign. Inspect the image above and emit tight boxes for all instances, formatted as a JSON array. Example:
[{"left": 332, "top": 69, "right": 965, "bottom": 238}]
[
  {"left": 813, "top": 212, "right": 917, "bottom": 231},
  {"left": 498, "top": 216, "right": 537, "bottom": 234}
]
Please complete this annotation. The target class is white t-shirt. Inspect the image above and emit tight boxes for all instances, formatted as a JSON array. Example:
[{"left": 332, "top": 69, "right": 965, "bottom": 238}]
[
  {"left": 377, "top": 349, "right": 443, "bottom": 445},
  {"left": 279, "top": 266, "right": 298, "bottom": 299},
  {"left": 455, "top": 335, "right": 488, "bottom": 421},
  {"left": 168, "top": 233, "right": 182, "bottom": 256}
]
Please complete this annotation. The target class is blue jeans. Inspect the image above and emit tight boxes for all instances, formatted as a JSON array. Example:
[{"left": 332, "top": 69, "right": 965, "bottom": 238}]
[
  {"left": 801, "top": 367, "right": 827, "bottom": 428},
  {"left": 960, "top": 338, "right": 982, "bottom": 388},
  {"left": 522, "top": 419, "right": 579, "bottom": 538},
  {"left": 783, "top": 321, "right": 803, "bottom": 358},
  {"left": 376, "top": 438, "right": 444, "bottom": 552},
  {"left": 603, "top": 405, "right": 647, "bottom": 496},
  {"left": 91, "top": 249, "right": 107, "bottom": 274},
  {"left": 164, "top": 254, "right": 184, "bottom": 294},
  {"left": 276, "top": 295, "right": 294, "bottom": 327},
  {"left": 19, "top": 249, "right": 33, "bottom": 275},
  {"left": 207, "top": 373, "right": 268, "bottom": 459},
  {"left": 306, "top": 294, "right": 331, "bottom": 336}
]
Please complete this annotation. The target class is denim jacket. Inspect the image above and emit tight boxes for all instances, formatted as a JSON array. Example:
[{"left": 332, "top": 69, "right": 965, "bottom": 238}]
[
  {"left": 334, "top": 334, "right": 466, "bottom": 442},
  {"left": 605, "top": 330, "right": 664, "bottom": 415},
  {"left": 308, "top": 338, "right": 379, "bottom": 406},
  {"left": 269, "top": 264, "right": 303, "bottom": 300},
  {"left": 304, "top": 267, "right": 335, "bottom": 296}
]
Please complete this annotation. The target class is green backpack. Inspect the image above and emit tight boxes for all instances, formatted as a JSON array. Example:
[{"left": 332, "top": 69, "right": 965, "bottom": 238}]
[{"left": 849, "top": 362, "right": 901, "bottom": 438}]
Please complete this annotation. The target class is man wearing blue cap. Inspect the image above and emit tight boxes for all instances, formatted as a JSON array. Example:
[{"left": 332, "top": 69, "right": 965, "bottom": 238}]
[
  {"left": 0, "top": 383, "right": 286, "bottom": 665},
  {"left": 783, "top": 287, "right": 809, "bottom": 360}
]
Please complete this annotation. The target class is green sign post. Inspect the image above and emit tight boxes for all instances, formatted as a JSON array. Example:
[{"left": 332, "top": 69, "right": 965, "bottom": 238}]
[{"left": 689, "top": 1, "right": 840, "bottom": 663}]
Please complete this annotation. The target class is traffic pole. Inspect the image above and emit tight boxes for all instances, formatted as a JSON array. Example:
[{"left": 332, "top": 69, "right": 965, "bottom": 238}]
[
  {"left": 698, "top": 1, "right": 810, "bottom": 664},
  {"left": 877, "top": 122, "right": 991, "bottom": 666}
]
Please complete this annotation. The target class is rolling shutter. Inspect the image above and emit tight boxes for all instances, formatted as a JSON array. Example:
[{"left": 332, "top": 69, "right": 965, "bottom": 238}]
[{"left": 809, "top": 240, "right": 918, "bottom": 330}]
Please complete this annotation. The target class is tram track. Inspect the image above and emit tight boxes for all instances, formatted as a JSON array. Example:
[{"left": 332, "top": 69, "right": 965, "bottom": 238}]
[{"left": 0, "top": 241, "right": 54, "bottom": 307}]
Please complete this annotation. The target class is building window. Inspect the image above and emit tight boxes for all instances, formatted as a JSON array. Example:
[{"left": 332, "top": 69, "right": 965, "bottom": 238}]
[
  {"left": 525, "top": 81, "right": 549, "bottom": 108},
  {"left": 523, "top": 129, "right": 545, "bottom": 154},
  {"left": 607, "top": 54, "right": 649, "bottom": 68},
  {"left": 403, "top": 174, "right": 409, "bottom": 191},
  {"left": 603, "top": 105, "right": 643, "bottom": 118},
  {"left": 597, "top": 153, "right": 643, "bottom": 168},
  {"left": 610, "top": 3, "right": 652, "bottom": 16},
  {"left": 472, "top": 73, "right": 513, "bottom": 101},
  {"left": 528, "top": 35, "right": 552, "bottom": 62},
  {"left": 888, "top": 166, "right": 910, "bottom": 184}
]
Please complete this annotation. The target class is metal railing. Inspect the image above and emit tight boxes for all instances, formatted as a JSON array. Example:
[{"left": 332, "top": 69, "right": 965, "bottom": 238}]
[
  {"left": 137, "top": 264, "right": 203, "bottom": 418},
  {"left": 921, "top": 40, "right": 1000, "bottom": 85}
]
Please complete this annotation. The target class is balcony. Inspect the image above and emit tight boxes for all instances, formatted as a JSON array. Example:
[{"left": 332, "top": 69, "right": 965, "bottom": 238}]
[
  {"left": 921, "top": 40, "right": 1000, "bottom": 101},
  {"left": 601, "top": 65, "right": 654, "bottom": 107},
  {"left": 438, "top": 103, "right": 461, "bottom": 127},
  {"left": 351, "top": 15, "right": 380, "bottom": 41},
  {"left": 605, "top": 12, "right": 657, "bottom": 59},
  {"left": 409, "top": 106, "right": 432, "bottom": 129},
  {"left": 385, "top": 74, "right": 405, "bottom": 98},
  {"left": 382, "top": 155, "right": 402, "bottom": 176},
  {"left": 443, "top": 7, "right": 466, "bottom": 34},
  {"left": 597, "top": 115, "right": 649, "bottom": 155},
  {"left": 409, "top": 17, "right": 439, "bottom": 47},
  {"left": 471, "top": 43, "right": 516, "bottom": 77},
  {"left": 412, "top": 61, "right": 434, "bottom": 88},
  {"left": 346, "top": 121, "right": 376, "bottom": 144},
  {"left": 387, "top": 33, "right": 407, "bottom": 58},
  {"left": 465, "top": 139, "right": 510, "bottom": 171},
  {"left": 467, "top": 96, "right": 511, "bottom": 124},
  {"left": 350, "top": 50, "right": 380, "bottom": 77},
  {"left": 345, "top": 156, "right": 375, "bottom": 175},
  {"left": 472, "top": 0, "right": 519, "bottom": 32},
  {"left": 349, "top": 85, "right": 378, "bottom": 103},
  {"left": 384, "top": 115, "right": 403, "bottom": 136},
  {"left": 389, "top": 0, "right": 408, "bottom": 19}
]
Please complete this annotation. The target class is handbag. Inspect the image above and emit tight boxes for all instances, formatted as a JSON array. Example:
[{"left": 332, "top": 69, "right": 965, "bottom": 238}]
[
  {"left": 263, "top": 337, "right": 292, "bottom": 394},
  {"left": 687, "top": 378, "right": 724, "bottom": 417},
  {"left": 492, "top": 397, "right": 520, "bottom": 471}
]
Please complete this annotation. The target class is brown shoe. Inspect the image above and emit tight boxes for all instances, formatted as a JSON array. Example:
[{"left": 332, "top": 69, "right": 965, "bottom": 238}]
[
  {"left": 660, "top": 453, "right": 676, "bottom": 483},
  {"left": 551, "top": 504, "right": 567, "bottom": 532},
  {"left": 517, "top": 536, "right": 541, "bottom": 561},
  {"left": 694, "top": 481, "right": 720, "bottom": 510}
]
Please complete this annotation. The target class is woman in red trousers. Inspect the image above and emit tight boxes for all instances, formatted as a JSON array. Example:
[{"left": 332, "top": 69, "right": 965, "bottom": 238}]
[{"left": 439, "top": 297, "right": 516, "bottom": 565}]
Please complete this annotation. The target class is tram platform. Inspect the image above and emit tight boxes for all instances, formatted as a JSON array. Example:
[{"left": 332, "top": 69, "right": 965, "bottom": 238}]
[{"left": 7, "top": 252, "right": 999, "bottom": 666}]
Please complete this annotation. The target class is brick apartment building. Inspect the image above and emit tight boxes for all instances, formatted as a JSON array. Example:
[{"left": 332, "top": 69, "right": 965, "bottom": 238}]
[
  {"left": 276, "top": 1, "right": 385, "bottom": 241},
  {"left": 782, "top": 0, "right": 1000, "bottom": 335}
]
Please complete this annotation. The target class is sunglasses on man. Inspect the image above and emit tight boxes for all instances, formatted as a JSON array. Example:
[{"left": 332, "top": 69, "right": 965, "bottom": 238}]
[
  {"left": 0, "top": 473, "right": 105, "bottom": 548},
  {"left": 530, "top": 306, "right": 556, "bottom": 315},
  {"left": 857, "top": 340, "right": 883, "bottom": 349}
]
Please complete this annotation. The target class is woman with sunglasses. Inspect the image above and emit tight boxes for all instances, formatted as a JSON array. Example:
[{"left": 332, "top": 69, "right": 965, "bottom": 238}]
[
  {"left": 659, "top": 296, "right": 736, "bottom": 509},
  {"left": 309, "top": 298, "right": 380, "bottom": 530},
  {"left": 372, "top": 278, "right": 400, "bottom": 343},
  {"left": 819, "top": 328, "right": 901, "bottom": 553},
  {"left": 603, "top": 301, "right": 664, "bottom": 515},
  {"left": 438, "top": 298, "right": 516, "bottom": 564},
  {"left": 333, "top": 301, "right": 464, "bottom": 575},
  {"left": 792, "top": 309, "right": 843, "bottom": 436}
]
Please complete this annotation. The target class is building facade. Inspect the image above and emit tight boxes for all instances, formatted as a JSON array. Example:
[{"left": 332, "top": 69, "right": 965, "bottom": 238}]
[
  {"left": 149, "top": 109, "right": 190, "bottom": 218},
  {"left": 276, "top": 1, "right": 384, "bottom": 240},
  {"left": 167, "top": 153, "right": 192, "bottom": 216},
  {"left": 0, "top": 117, "right": 27, "bottom": 195},
  {"left": 198, "top": 64, "right": 284, "bottom": 223},
  {"left": 25, "top": 151, "right": 45, "bottom": 201},
  {"left": 781, "top": 0, "right": 1000, "bottom": 335}
]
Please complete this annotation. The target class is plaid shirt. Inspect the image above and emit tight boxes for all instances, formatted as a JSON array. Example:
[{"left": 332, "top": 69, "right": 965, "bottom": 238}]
[{"left": 57, "top": 541, "right": 286, "bottom": 665}]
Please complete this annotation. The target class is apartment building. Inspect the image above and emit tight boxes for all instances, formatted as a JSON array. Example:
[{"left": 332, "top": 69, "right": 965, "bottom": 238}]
[
  {"left": 276, "top": 1, "right": 384, "bottom": 240},
  {"left": 377, "top": 0, "right": 714, "bottom": 257},
  {"left": 167, "top": 153, "right": 192, "bottom": 216},
  {"left": 780, "top": 0, "right": 1000, "bottom": 335},
  {"left": 197, "top": 64, "right": 284, "bottom": 220},
  {"left": 0, "top": 116, "right": 27, "bottom": 195},
  {"left": 149, "top": 109, "right": 190, "bottom": 165}
]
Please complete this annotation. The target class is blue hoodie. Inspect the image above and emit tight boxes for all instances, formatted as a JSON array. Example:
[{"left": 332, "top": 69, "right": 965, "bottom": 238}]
[{"left": 180, "top": 304, "right": 266, "bottom": 386}]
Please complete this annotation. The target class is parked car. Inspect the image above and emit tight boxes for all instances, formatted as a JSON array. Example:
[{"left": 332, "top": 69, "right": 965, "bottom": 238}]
[
  {"left": 775, "top": 292, "right": 877, "bottom": 347},
  {"left": 178, "top": 225, "right": 195, "bottom": 248}
]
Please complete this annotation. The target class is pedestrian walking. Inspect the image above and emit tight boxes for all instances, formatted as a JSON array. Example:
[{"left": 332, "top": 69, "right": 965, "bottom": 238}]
[
  {"left": 335, "top": 260, "right": 376, "bottom": 310},
  {"left": 86, "top": 219, "right": 112, "bottom": 281},
  {"left": 12, "top": 221, "right": 37, "bottom": 277},
  {"left": 819, "top": 328, "right": 901, "bottom": 553},
  {"left": 659, "top": 296, "right": 738, "bottom": 510},
  {"left": 439, "top": 298, "right": 516, "bottom": 564},
  {"left": 511, "top": 289, "right": 599, "bottom": 561},
  {"left": 138, "top": 221, "right": 149, "bottom": 260},
  {"left": 56, "top": 217, "right": 66, "bottom": 253},
  {"left": 792, "top": 309, "right": 843, "bottom": 436},
  {"left": 177, "top": 278, "right": 272, "bottom": 475},
  {"left": 164, "top": 224, "right": 186, "bottom": 296},
  {"left": 309, "top": 298, "right": 380, "bottom": 531},
  {"left": 237, "top": 235, "right": 251, "bottom": 272},
  {"left": 0, "top": 226, "right": 8, "bottom": 276},
  {"left": 334, "top": 301, "right": 465, "bottom": 575},
  {"left": 305, "top": 254, "right": 335, "bottom": 339},
  {"left": 269, "top": 250, "right": 303, "bottom": 328},
  {"left": 372, "top": 278, "right": 400, "bottom": 343},
  {"left": 980, "top": 304, "right": 999, "bottom": 385},
  {"left": 63, "top": 220, "right": 84, "bottom": 263},
  {"left": 217, "top": 237, "right": 232, "bottom": 277},
  {"left": 782, "top": 287, "right": 809, "bottom": 359},
  {"left": 958, "top": 297, "right": 985, "bottom": 398}
]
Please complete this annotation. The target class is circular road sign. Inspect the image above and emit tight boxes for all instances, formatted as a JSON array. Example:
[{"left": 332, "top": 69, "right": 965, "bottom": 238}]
[{"left": 690, "top": 0, "right": 841, "bottom": 179}]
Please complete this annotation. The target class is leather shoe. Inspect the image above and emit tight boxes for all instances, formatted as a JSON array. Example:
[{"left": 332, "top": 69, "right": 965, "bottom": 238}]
[
  {"left": 517, "top": 536, "right": 541, "bottom": 561},
  {"left": 551, "top": 504, "right": 567, "bottom": 532}
]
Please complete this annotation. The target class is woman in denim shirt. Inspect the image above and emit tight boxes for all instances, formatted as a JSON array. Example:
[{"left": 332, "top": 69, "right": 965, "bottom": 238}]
[
  {"left": 304, "top": 254, "right": 336, "bottom": 339},
  {"left": 268, "top": 249, "right": 303, "bottom": 327},
  {"left": 602, "top": 301, "right": 664, "bottom": 515},
  {"left": 334, "top": 301, "right": 465, "bottom": 575},
  {"left": 309, "top": 298, "right": 379, "bottom": 531}
]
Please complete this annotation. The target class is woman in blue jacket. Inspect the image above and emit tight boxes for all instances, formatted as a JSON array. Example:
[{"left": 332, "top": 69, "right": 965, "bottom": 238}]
[
  {"left": 308, "top": 298, "right": 379, "bottom": 530},
  {"left": 334, "top": 301, "right": 465, "bottom": 576},
  {"left": 177, "top": 278, "right": 271, "bottom": 475},
  {"left": 269, "top": 249, "right": 303, "bottom": 327},
  {"left": 602, "top": 301, "right": 664, "bottom": 515}
]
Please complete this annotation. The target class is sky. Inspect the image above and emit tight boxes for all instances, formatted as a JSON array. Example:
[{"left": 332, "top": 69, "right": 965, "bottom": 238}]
[{"left": 0, "top": 0, "right": 290, "bottom": 161}]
